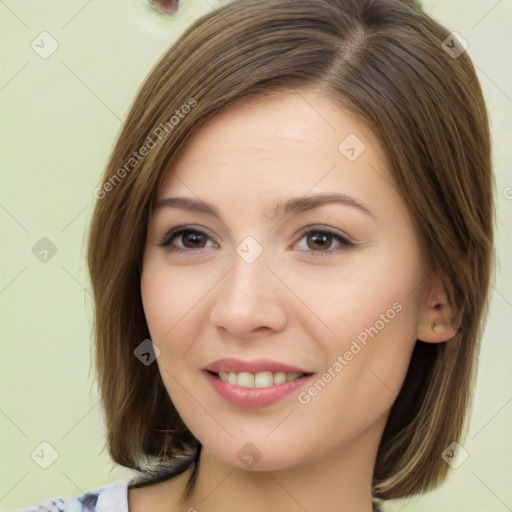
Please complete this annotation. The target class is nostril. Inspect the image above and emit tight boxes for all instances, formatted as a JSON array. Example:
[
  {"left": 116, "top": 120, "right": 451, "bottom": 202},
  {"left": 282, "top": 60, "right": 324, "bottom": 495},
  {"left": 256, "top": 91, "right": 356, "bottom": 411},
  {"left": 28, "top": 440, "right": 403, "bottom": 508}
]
[{"left": 147, "top": 0, "right": 182, "bottom": 16}]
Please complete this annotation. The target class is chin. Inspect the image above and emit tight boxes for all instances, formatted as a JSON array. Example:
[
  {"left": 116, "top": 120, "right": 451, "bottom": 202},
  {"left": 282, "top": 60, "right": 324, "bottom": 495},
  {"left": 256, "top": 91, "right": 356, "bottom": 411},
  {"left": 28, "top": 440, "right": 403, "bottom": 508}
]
[{"left": 198, "top": 432, "right": 317, "bottom": 474}]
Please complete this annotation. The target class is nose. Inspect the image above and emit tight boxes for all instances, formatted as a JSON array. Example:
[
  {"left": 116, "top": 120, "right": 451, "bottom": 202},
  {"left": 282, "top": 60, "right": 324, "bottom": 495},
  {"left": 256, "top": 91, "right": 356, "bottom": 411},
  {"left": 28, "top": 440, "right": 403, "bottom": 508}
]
[{"left": 208, "top": 249, "right": 288, "bottom": 339}]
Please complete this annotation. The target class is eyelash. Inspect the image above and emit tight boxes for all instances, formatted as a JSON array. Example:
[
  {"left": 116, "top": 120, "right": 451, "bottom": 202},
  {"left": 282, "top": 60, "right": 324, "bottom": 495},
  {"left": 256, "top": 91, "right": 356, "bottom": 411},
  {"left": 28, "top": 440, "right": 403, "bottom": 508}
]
[{"left": 159, "top": 226, "right": 356, "bottom": 257}]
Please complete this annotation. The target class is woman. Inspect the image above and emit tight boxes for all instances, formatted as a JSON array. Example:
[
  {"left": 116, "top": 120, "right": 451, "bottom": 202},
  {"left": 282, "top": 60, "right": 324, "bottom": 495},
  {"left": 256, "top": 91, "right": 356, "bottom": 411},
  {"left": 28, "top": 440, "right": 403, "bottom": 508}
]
[{"left": 16, "top": 0, "right": 494, "bottom": 510}]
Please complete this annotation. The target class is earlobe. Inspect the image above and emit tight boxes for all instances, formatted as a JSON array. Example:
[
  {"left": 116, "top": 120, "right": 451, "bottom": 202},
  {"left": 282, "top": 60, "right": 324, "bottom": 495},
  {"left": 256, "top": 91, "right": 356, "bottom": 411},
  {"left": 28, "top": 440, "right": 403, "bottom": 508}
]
[{"left": 416, "top": 276, "right": 459, "bottom": 343}]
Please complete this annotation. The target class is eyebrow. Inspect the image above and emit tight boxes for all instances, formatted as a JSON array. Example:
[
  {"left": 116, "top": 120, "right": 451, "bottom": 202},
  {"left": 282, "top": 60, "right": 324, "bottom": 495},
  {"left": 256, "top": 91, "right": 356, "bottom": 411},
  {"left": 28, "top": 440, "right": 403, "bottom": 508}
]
[{"left": 155, "top": 192, "right": 375, "bottom": 221}]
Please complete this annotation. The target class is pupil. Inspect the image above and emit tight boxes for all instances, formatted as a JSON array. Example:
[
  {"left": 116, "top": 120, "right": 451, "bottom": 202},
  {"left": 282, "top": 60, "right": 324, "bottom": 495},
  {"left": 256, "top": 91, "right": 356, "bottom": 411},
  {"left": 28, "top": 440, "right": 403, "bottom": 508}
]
[
  {"left": 184, "top": 232, "right": 206, "bottom": 248},
  {"left": 309, "top": 232, "right": 330, "bottom": 250}
]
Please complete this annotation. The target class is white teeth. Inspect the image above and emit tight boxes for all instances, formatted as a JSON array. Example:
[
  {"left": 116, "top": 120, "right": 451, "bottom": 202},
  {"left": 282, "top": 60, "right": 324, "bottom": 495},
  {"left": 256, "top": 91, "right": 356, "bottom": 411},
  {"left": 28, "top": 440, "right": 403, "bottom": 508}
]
[
  {"left": 216, "top": 370, "right": 306, "bottom": 388},
  {"left": 237, "top": 372, "right": 254, "bottom": 388},
  {"left": 273, "top": 372, "right": 287, "bottom": 385},
  {"left": 254, "top": 371, "right": 273, "bottom": 388}
]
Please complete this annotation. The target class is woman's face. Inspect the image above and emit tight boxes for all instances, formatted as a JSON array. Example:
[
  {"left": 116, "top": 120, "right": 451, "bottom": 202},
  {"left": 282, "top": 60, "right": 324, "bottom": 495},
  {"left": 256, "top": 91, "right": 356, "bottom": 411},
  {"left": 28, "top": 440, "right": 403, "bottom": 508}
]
[{"left": 141, "top": 88, "right": 431, "bottom": 472}]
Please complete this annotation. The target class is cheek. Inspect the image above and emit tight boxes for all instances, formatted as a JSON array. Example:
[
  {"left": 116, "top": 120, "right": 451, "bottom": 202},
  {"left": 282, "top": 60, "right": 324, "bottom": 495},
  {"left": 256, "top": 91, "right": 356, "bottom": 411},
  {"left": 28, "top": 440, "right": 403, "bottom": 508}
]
[
  {"left": 287, "top": 244, "right": 424, "bottom": 411},
  {"left": 141, "top": 265, "right": 213, "bottom": 443},
  {"left": 277, "top": 245, "right": 423, "bottom": 343},
  {"left": 140, "top": 257, "right": 213, "bottom": 342},
  {"left": 140, "top": 258, "right": 225, "bottom": 400},
  {"left": 294, "top": 301, "right": 419, "bottom": 448}
]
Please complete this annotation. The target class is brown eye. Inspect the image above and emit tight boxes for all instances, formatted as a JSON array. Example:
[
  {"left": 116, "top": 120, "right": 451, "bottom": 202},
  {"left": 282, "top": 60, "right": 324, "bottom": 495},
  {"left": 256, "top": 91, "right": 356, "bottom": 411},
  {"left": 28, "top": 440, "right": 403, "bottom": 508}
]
[
  {"left": 295, "top": 228, "right": 355, "bottom": 256},
  {"left": 180, "top": 231, "right": 208, "bottom": 249},
  {"left": 160, "top": 228, "right": 216, "bottom": 252},
  {"left": 306, "top": 232, "right": 334, "bottom": 251}
]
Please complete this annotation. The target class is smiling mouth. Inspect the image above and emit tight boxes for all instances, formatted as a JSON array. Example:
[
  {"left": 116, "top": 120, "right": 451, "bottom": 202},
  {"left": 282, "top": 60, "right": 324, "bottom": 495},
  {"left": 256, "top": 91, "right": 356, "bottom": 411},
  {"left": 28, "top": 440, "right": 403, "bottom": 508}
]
[{"left": 206, "top": 370, "right": 313, "bottom": 389}]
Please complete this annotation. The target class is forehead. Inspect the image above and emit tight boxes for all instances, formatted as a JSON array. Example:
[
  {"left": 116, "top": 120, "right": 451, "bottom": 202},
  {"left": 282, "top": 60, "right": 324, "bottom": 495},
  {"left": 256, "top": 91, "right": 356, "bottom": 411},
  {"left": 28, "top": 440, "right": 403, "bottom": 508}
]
[{"left": 156, "top": 88, "right": 396, "bottom": 215}]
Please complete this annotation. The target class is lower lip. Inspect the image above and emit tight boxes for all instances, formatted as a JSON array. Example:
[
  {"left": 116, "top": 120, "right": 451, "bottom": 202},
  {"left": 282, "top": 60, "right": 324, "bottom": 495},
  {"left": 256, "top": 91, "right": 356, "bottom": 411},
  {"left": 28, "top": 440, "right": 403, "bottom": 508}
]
[{"left": 203, "top": 371, "right": 314, "bottom": 408}]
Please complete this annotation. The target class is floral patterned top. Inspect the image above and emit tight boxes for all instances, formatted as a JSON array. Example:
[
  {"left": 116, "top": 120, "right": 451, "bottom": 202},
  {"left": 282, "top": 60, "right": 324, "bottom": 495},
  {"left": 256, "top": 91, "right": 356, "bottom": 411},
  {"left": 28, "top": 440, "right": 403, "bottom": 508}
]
[
  {"left": 11, "top": 479, "right": 383, "bottom": 511},
  {"left": 11, "top": 481, "right": 130, "bottom": 512}
]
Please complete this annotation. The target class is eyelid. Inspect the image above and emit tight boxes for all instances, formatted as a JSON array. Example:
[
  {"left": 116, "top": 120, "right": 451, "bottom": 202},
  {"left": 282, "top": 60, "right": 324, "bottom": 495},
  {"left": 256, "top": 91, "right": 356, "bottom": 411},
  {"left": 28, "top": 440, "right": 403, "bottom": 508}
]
[
  {"left": 294, "top": 224, "right": 355, "bottom": 245},
  {"left": 159, "top": 225, "right": 219, "bottom": 250},
  {"left": 291, "top": 225, "right": 356, "bottom": 257},
  {"left": 159, "top": 224, "right": 357, "bottom": 255}
]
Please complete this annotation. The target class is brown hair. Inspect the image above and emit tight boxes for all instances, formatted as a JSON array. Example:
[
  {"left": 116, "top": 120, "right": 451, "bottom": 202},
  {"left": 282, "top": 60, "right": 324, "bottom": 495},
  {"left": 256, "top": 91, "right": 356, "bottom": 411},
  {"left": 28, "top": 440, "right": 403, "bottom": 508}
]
[{"left": 87, "top": 0, "right": 494, "bottom": 500}]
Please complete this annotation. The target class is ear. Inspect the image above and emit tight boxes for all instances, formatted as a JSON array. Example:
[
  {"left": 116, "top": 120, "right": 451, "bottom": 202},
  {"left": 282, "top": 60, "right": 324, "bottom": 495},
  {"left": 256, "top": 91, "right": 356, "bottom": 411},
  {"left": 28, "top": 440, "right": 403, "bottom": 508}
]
[{"left": 416, "top": 275, "right": 459, "bottom": 343}]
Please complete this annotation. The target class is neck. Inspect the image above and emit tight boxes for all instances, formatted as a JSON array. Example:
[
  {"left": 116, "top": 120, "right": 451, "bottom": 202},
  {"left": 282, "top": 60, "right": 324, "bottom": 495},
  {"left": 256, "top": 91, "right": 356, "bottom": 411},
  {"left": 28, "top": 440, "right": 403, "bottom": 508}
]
[{"left": 178, "top": 416, "right": 385, "bottom": 512}]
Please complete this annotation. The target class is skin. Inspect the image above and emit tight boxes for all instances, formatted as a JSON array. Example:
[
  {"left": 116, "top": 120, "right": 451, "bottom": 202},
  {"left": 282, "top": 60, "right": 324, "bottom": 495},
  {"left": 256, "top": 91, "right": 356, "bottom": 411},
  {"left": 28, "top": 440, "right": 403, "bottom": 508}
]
[{"left": 134, "top": 88, "right": 456, "bottom": 512}]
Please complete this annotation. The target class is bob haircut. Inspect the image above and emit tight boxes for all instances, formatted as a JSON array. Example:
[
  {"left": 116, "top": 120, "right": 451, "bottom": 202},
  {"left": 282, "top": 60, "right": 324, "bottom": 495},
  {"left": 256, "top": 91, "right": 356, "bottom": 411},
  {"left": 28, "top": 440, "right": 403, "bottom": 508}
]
[{"left": 87, "top": 0, "right": 494, "bottom": 501}]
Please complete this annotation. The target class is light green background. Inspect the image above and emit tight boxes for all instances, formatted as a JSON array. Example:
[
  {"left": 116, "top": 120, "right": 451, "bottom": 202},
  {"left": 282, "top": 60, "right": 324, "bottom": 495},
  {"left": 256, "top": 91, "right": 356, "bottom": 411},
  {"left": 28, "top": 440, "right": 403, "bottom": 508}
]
[{"left": 1, "top": 0, "right": 511, "bottom": 510}]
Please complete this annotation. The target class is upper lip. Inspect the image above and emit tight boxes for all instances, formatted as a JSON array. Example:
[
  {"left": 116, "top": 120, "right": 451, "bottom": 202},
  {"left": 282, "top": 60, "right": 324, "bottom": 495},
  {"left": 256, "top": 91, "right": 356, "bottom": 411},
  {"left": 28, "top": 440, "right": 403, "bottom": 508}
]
[{"left": 204, "top": 358, "right": 312, "bottom": 374}]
